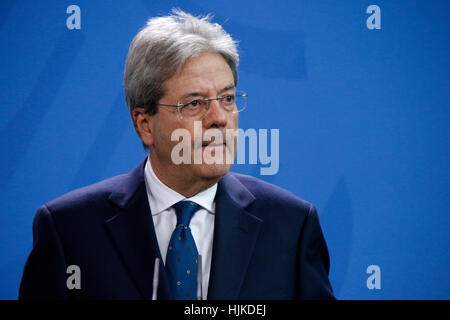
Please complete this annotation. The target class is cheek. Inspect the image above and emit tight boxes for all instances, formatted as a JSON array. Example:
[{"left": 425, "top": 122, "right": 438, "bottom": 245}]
[
  {"left": 230, "top": 113, "right": 239, "bottom": 128},
  {"left": 153, "top": 120, "right": 179, "bottom": 153}
]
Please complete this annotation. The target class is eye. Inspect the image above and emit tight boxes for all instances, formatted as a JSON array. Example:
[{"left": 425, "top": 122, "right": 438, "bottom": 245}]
[
  {"left": 186, "top": 99, "right": 201, "bottom": 108},
  {"left": 222, "top": 95, "right": 235, "bottom": 104}
]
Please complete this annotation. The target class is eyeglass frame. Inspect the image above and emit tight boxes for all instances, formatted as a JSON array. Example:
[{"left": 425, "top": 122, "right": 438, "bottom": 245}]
[{"left": 154, "top": 90, "right": 247, "bottom": 119}]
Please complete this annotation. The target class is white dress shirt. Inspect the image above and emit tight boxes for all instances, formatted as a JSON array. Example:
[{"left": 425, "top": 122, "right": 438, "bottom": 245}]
[{"left": 143, "top": 156, "right": 216, "bottom": 299}]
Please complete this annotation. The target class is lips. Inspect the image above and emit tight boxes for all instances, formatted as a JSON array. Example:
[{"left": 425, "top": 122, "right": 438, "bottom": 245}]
[
  {"left": 201, "top": 133, "right": 226, "bottom": 147},
  {"left": 199, "top": 128, "right": 231, "bottom": 148},
  {"left": 202, "top": 141, "right": 226, "bottom": 147}
]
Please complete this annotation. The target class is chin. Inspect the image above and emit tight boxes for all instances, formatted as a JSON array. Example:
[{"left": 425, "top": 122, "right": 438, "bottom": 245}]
[{"left": 193, "top": 163, "right": 232, "bottom": 181}]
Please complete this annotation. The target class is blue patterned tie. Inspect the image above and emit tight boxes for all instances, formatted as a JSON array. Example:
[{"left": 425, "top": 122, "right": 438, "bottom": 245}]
[{"left": 166, "top": 201, "right": 200, "bottom": 300}]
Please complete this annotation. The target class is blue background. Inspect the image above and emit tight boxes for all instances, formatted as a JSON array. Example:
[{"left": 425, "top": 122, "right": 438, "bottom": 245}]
[{"left": 0, "top": 0, "right": 448, "bottom": 299}]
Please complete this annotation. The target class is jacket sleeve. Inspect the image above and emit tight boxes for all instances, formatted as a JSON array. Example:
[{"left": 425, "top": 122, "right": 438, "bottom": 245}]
[
  {"left": 19, "top": 205, "right": 68, "bottom": 300},
  {"left": 296, "top": 204, "right": 336, "bottom": 300}
]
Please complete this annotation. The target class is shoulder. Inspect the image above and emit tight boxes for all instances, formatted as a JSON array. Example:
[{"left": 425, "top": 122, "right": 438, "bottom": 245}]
[
  {"left": 226, "top": 172, "right": 314, "bottom": 213},
  {"left": 223, "top": 172, "right": 322, "bottom": 249},
  {"left": 29, "top": 174, "right": 130, "bottom": 234},
  {"left": 45, "top": 174, "right": 128, "bottom": 212},
  {"left": 41, "top": 160, "right": 145, "bottom": 220}
]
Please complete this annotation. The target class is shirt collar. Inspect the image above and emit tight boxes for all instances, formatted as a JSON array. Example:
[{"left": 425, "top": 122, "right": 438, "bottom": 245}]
[{"left": 144, "top": 156, "right": 217, "bottom": 216}]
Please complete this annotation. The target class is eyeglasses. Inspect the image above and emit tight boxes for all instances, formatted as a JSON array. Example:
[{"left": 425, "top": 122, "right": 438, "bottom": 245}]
[{"left": 156, "top": 90, "right": 247, "bottom": 119}]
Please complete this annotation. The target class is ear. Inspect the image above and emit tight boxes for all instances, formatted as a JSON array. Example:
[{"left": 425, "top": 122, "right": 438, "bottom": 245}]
[{"left": 132, "top": 108, "right": 154, "bottom": 147}]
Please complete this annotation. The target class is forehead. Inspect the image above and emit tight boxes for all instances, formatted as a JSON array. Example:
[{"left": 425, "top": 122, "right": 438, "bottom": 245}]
[{"left": 162, "top": 52, "right": 234, "bottom": 98}]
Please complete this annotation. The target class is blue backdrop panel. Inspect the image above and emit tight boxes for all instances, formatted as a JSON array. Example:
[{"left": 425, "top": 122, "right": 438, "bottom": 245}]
[{"left": 0, "top": 0, "right": 448, "bottom": 299}]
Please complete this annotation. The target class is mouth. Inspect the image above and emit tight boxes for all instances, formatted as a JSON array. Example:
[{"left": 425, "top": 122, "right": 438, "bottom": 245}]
[{"left": 202, "top": 142, "right": 226, "bottom": 148}]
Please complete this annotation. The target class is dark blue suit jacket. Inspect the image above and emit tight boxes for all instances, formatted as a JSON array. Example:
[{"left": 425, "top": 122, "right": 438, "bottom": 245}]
[{"left": 19, "top": 160, "right": 335, "bottom": 300}]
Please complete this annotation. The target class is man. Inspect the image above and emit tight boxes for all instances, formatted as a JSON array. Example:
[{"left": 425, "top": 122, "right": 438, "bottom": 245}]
[{"left": 19, "top": 9, "right": 334, "bottom": 300}]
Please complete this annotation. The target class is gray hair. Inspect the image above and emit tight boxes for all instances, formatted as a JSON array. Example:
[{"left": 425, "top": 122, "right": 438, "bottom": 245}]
[{"left": 124, "top": 9, "right": 239, "bottom": 117}]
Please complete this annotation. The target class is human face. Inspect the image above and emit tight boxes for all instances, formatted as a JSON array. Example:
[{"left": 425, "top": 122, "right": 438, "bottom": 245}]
[{"left": 147, "top": 52, "right": 239, "bottom": 194}]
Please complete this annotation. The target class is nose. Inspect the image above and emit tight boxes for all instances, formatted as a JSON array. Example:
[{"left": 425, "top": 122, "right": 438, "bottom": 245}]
[{"left": 203, "top": 99, "right": 228, "bottom": 128}]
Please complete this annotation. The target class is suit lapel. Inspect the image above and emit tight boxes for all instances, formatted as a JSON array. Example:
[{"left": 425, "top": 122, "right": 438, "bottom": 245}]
[
  {"left": 207, "top": 173, "right": 263, "bottom": 299},
  {"left": 104, "top": 160, "right": 171, "bottom": 300}
]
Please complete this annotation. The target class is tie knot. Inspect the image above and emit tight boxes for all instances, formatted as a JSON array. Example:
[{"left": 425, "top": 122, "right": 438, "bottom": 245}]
[{"left": 173, "top": 201, "right": 200, "bottom": 227}]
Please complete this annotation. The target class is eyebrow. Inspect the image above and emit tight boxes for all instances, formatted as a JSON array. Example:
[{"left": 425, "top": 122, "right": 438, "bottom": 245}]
[
  {"left": 182, "top": 84, "right": 236, "bottom": 99},
  {"left": 218, "top": 84, "right": 236, "bottom": 94}
]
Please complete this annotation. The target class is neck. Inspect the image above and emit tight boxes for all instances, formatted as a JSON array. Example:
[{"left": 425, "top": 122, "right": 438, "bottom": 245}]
[{"left": 148, "top": 155, "right": 220, "bottom": 198}]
